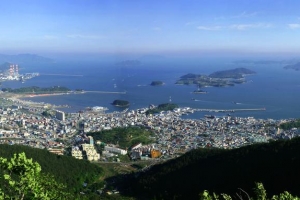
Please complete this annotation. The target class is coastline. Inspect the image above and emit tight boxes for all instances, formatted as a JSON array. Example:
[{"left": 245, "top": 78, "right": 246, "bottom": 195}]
[{"left": 3, "top": 91, "right": 85, "bottom": 109}]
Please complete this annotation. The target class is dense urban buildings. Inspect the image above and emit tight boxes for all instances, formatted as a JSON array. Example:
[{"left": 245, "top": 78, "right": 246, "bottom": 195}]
[{"left": 0, "top": 97, "right": 298, "bottom": 162}]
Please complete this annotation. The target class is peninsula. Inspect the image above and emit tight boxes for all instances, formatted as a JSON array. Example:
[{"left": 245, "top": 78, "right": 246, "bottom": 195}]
[
  {"left": 176, "top": 68, "right": 255, "bottom": 87},
  {"left": 1, "top": 86, "right": 71, "bottom": 94},
  {"left": 209, "top": 67, "right": 256, "bottom": 79}
]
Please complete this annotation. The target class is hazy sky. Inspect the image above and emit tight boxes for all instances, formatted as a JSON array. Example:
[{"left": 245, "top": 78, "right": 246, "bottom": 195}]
[{"left": 1, "top": 0, "right": 300, "bottom": 57}]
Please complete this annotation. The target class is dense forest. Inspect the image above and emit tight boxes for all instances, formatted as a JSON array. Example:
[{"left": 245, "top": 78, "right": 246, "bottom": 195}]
[{"left": 115, "top": 137, "right": 300, "bottom": 199}]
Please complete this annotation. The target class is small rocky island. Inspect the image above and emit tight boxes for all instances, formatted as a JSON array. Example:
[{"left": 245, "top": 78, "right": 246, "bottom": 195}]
[
  {"left": 112, "top": 100, "right": 130, "bottom": 107},
  {"left": 284, "top": 62, "right": 300, "bottom": 71},
  {"left": 176, "top": 68, "right": 255, "bottom": 88},
  {"left": 150, "top": 81, "right": 164, "bottom": 86}
]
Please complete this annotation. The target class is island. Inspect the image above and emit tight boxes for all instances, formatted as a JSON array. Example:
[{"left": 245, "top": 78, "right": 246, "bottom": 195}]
[
  {"left": 112, "top": 99, "right": 130, "bottom": 107},
  {"left": 209, "top": 68, "right": 256, "bottom": 79},
  {"left": 176, "top": 68, "right": 255, "bottom": 88},
  {"left": 284, "top": 62, "right": 300, "bottom": 71},
  {"left": 150, "top": 81, "right": 164, "bottom": 86}
]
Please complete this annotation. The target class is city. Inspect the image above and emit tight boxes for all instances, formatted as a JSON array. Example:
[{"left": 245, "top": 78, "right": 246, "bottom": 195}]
[{"left": 0, "top": 96, "right": 298, "bottom": 163}]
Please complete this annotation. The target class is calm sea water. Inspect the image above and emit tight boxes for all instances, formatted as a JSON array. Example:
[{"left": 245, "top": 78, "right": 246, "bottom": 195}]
[{"left": 2, "top": 59, "right": 300, "bottom": 120}]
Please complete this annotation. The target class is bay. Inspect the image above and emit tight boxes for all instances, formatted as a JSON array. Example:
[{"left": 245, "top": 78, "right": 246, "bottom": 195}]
[{"left": 1, "top": 59, "right": 300, "bottom": 120}]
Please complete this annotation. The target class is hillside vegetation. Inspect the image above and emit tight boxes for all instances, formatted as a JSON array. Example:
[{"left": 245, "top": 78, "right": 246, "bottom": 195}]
[
  {"left": 0, "top": 144, "right": 103, "bottom": 195},
  {"left": 119, "top": 137, "right": 300, "bottom": 199},
  {"left": 87, "top": 126, "right": 155, "bottom": 149},
  {"left": 2, "top": 86, "right": 70, "bottom": 94},
  {"left": 145, "top": 103, "right": 178, "bottom": 115}
]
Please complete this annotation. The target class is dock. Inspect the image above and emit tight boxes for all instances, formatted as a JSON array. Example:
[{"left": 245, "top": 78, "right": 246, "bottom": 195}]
[
  {"left": 84, "top": 91, "right": 127, "bottom": 94},
  {"left": 195, "top": 108, "right": 266, "bottom": 113}
]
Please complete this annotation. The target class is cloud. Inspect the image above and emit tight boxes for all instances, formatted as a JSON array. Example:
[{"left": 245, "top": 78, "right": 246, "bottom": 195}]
[
  {"left": 152, "top": 27, "right": 161, "bottom": 31},
  {"left": 288, "top": 24, "right": 300, "bottom": 29},
  {"left": 66, "top": 34, "right": 106, "bottom": 39},
  {"left": 215, "top": 11, "right": 258, "bottom": 20},
  {"left": 197, "top": 26, "right": 222, "bottom": 31},
  {"left": 232, "top": 11, "right": 258, "bottom": 19},
  {"left": 185, "top": 21, "right": 197, "bottom": 26},
  {"left": 230, "top": 23, "right": 271, "bottom": 30},
  {"left": 43, "top": 35, "right": 59, "bottom": 40}
]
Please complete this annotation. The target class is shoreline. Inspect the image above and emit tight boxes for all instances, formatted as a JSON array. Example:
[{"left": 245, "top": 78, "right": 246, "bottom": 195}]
[{"left": 3, "top": 92, "right": 85, "bottom": 109}]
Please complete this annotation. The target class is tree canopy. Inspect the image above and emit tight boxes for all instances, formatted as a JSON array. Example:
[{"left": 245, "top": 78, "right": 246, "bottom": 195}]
[{"left": 0, "top": 152, "right": 72, "bottom": 199}]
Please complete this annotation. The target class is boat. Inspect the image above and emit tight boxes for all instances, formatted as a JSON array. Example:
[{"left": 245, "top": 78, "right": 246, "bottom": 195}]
[
  {"left": 204, "top": 115, "right": 215, "bottom": 119},
  {"left": 192, "top": 86, "right": 207, "bottom": 94}
]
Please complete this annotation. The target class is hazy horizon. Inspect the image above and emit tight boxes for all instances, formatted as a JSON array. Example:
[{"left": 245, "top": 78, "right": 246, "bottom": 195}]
[{"left": 1, "top": 0, "right": 300, "bottom": 59}]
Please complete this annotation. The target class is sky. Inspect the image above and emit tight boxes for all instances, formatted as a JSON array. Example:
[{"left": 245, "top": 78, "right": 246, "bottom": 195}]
[{"left": 1, "top": 0, "right": 300, "bottom": 58}]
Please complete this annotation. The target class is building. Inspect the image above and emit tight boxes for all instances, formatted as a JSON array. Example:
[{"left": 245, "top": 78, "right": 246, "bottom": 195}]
[
  {"left": 150, "top": 149, "right": 161, "bottom": 158},
  {"left": 104, "top": 145, "right": 127, "bottom": 155},
  {"left": 88, "top": 136, "right": 94, "bottom": 145},
  {"left": 71, "top": 147, "right": 84, "bottom": 159},
  {"left": 56, "top": 110, "right": 65, "bottom": 121}
]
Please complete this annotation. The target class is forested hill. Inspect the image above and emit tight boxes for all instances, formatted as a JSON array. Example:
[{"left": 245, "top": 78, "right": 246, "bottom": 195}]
[
  {"left": 0, "top": 144, "right": 103, "bottom": 194},
  {"left": 121, "top": 137, "right": 300, "bottom": 199}
]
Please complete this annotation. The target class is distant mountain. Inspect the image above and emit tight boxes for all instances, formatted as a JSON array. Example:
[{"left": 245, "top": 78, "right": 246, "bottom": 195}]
[
  {"left": 0, "top": 53, "right": 53, "bottom": 64},
  {"left": 0, "top": 62, "right": 11, "bottom": 72},
  {"left": 139, "top": 54, "right": 165, "bottom": 61},
  {"left": 120, "top": 137, "right": 300, "bottom": 199},
  {"left": 233, "top": 60, "right": 293, "bottom": 65},
  {"left": 116, "top": 59, "right": 141, "bottom": 66},
  {"left": 284, "top": 62, "right": 300, "bottom": 71}
]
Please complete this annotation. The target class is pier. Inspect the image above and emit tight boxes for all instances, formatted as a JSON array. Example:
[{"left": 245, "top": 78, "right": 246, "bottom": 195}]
[
  {"left": 85, "top": 90, "right": 127, "bottom": 94},
  {"left": 194, "top": 108, "right": 266, "bottom": 113},
  {"left": 40, "top": 73, "right": 83, "bottom": 77}
]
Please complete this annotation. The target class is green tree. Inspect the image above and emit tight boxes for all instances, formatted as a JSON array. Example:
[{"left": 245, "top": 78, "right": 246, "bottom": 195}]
[
  {"left": 0, "top": 152, "right": 73, "bottom": 200},
  {"left": 199, "top": 183, "right": 300, "bottom": 200}
]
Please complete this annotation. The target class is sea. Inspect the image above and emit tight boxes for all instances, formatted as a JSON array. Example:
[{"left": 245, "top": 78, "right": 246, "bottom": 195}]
[{"left": 2, "top": 58, "right": 300, "bottom": 120}]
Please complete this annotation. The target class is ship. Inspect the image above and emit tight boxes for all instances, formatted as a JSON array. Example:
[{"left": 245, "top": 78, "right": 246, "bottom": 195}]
[
  {"left": 204, "top": 115, "right": 215, "bottom": 119},
  {"left": 192, "top": 86, "right": 207, "bottom": 94}
]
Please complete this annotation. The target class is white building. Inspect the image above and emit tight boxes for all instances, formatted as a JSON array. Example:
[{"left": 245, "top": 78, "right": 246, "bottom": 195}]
[
  {"left": 56, "top": 110, "right": 65, "bottom": 121},
  {"left": 104, "top": 145, "right": 127, "bottom": 155}
]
